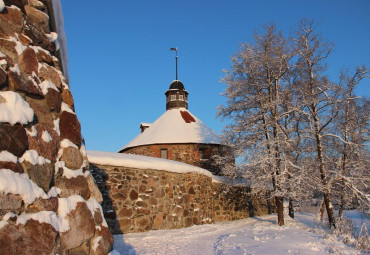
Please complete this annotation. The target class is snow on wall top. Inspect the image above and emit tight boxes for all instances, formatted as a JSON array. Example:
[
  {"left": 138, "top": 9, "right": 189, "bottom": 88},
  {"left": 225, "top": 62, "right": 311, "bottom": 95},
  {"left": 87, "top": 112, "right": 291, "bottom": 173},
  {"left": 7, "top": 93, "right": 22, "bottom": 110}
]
[
  {"left": 120, "top": 108, "right": 221, "bottom": 151},
  {"left": 87, "top": 150, "right": 214, "bottom": 178}
]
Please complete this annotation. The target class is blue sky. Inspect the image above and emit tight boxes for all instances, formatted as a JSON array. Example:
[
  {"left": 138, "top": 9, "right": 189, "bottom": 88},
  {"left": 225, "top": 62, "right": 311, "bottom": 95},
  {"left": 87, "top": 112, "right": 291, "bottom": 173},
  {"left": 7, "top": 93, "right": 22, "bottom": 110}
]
[{"left": 61, "top": 0, "right": 369, "bottom": 152}]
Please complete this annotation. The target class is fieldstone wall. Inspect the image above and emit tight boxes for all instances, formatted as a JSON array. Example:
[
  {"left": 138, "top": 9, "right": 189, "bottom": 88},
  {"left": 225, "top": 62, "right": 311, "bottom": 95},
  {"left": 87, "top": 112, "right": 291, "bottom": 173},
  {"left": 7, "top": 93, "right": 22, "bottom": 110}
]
[
  {"left": 122, "top": 143, "right": 230, "bottom": 175},
  {"left": 0, "top": 1, "right": 112, "bottom": 254},
  {"left": 90, "top": 163, "right": 272, "bottom": 234}
]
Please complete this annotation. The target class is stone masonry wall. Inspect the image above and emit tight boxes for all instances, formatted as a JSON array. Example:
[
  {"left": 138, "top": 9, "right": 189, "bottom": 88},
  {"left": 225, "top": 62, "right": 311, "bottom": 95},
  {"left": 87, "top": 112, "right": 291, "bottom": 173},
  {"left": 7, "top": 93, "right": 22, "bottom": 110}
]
[
  {"left": 0, "top": 1, "right": 112, "bottom": 254},
  {"left": 90, "top": 163, "right": 272, "bottom": 234},
  {"left": 122, "top": 143, "right": 229, "bottom": 175}
]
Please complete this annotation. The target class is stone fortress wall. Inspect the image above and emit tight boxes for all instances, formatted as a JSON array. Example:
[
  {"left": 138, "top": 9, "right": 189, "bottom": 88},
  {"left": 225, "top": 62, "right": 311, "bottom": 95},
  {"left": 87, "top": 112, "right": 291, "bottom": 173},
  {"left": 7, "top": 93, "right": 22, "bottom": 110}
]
[
  {"left": 90, "top": 161, "right": 272, "bottom": 234},
  {"left": 0, "top": 1, "right": 113, "bottom": 254},
  {"left": 122, "top": 143, "right": 227, "bottom": 174}
]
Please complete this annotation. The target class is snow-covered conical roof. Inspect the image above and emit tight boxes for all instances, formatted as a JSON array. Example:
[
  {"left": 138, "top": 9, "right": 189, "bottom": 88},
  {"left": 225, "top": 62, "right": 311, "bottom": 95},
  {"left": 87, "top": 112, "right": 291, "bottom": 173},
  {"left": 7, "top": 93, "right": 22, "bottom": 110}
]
[{"left": 120, "top": 108, "right": 221, "bottom": 151}]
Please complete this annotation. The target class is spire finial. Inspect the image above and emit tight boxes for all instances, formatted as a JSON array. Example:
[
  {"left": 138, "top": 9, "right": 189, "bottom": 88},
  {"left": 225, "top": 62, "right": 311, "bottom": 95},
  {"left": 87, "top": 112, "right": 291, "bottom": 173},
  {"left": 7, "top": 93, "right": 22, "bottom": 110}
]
[{"left": 170, "top": 47, "right": 178, "bottom": 80}]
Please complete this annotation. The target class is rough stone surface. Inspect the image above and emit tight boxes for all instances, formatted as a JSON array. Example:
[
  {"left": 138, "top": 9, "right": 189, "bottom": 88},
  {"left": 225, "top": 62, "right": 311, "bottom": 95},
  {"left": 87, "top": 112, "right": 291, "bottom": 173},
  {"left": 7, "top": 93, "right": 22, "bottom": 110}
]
[
  {"left": 19, "top": 47, "right": 38, "bottom": 75},
  {"left": 39, "top": 63, "right": 62, "bottom": 89},
  {"left": 0, "top": 38, "right": 18, "bottom": 64},
  {"left": 61, "top": 87, "right": 75, "bottom": 110},
  {"left": 91, "top": 226, "right": 114, "bottom": 255},
  {"left": 0, "top": 161, "right": 23, "bottom": 173},
  {"left": 24, "top": 23, "right": 54, "bottom": 52},
  {"left": 55, "top": 175, "right": 91, "bottom": 200},
  {"left": 24, "top": 5, "right": 49, "bottom": 33},
  {"left": 60, "top": 147, "right": 84, "bottom": 170},
  {"left": 25, "top": 98, "right": 54, "bottom": 126},
  {"left": 21, "top": 161, "right": 54, "bottom": 192},
  {"left": 0, "top": 193, "right": 23, "bottom": 213},
  {"left": 8, "top": 69, "right": 43, "bottom": 97},
  {"left": 27, "top": 124, "right": 60, "bottom": 161},
  {"left": 0, "top": 2, "right": 113, "bottom": 254},
  {"left": 0, "top": 220, "right": 58, "bottom": 255},
  {"left": 86, "top": 173, "right": 103, "bottom": 203},
  {"left": 45, "top": 87, "right": 61, "bottom": 112},
  {"left": 0, "top": 6, "right": 24, "bottom": 37},
  {"left": 59, "top": 111, "right": 82, "bottom": 147},
  {"left": 0, "top": 67, "right": 7, "bottom": 86},
  {"left": 61, "top": 202, "right": 96, "bottom": 250},
  {"left": 90, "top": 164, "right": 271, "bottom": 234},
  {"left": 123, "top": 143, "right": 231, "bottom": 174},
  {"left": 27, "top": 197, "right": 58, "bottom": 213},
  {"left": 18, "top": 33, "right": 32, "bottom": 45},
  {"left": 34, "top": 46, "right": 53, "bottom": 64},
  {"left": 0, "top": 124, "right": 28, "bottom": 157}
]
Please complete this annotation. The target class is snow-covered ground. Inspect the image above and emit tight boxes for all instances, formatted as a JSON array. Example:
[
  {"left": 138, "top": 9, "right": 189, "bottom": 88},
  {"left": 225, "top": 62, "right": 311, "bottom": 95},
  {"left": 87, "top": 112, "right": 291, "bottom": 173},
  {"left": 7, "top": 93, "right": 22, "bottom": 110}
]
[{"left": 111, "top": 212, "right": 368, "bottom": 255}]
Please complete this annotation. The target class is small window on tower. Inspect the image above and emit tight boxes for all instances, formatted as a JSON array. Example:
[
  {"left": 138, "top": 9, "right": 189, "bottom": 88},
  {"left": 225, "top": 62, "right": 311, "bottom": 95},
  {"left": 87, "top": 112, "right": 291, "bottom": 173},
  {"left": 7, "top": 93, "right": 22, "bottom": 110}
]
[
  {"left": 170, "top": 95, "right": 176, "bottom": 101},
  {"left": 179, "top": 95, "right": 184, "bottom": 101},
  {"left": 160, "top": 149, "right": 168, "bottom": 159}
]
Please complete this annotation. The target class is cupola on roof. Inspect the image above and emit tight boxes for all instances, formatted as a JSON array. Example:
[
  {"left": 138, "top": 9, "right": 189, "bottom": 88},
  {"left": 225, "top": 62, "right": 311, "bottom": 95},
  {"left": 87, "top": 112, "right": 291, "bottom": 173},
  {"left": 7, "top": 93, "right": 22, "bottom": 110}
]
[
  {"left": 165, "top": 80, "right": 188, "bottom": 110},
  {"left": 169, "top": 80, "right": 185, "bottom": 90}
]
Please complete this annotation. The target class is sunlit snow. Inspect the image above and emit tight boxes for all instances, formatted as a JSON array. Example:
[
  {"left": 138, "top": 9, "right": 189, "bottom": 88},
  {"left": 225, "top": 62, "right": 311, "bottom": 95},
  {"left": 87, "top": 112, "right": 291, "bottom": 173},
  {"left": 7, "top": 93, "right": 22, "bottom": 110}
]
[
  {"left": 112, "top": 212, "right": 368, "bottom": 255},
  {"left": 0, "top": 91, "right": 34, "bottom": 125},
  {"left": 121, "top": 108, "right": 221, "bottom": 151}
]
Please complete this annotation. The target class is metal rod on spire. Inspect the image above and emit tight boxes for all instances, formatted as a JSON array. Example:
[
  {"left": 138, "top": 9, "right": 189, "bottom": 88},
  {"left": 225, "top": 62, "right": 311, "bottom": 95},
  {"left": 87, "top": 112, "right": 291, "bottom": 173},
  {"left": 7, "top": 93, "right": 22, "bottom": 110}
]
[{"left": 170, "top": 47, "right": 178, "bottom": 80}]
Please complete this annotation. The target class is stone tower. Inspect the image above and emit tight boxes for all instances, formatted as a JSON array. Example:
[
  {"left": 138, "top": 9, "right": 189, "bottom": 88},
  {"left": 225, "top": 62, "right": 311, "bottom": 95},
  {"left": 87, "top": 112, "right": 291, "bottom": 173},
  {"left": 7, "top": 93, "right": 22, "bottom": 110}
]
[{"left": 0, "top": 1, "right": 113, "bottom": 254}]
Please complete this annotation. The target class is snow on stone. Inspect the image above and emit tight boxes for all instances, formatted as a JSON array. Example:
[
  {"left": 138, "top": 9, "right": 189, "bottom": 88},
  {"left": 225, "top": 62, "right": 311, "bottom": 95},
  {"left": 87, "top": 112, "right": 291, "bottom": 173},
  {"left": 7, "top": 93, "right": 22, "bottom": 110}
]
[
  {"left": 87, "top": 150, "right": 214, "bottom": 178},
  {"left": 16, "top": 211, "right": 65, "bottom": 232},
  {"left": 121, "top": 108, "right": 221, "bottom": 151},
  {"left": 8, "top": 37, "right": 26, "bottom": 55},
  {"left": 0, "top": 221, "right": 8, "bottom": 230},
  {"left": 53, "top": 118, "right": 60, "bottom": 135},
  {"left": 0, "top": 91, "right": 34, "bottom": 125},
  {"left": 0, "top": 151, "right": 17, "bottom": 163},
  {"left": 26, "top": 126, "right": 38, "bottom": 137},
  {"left": 0, "top": 0, "right": 5, "bottom": 12},
  {"left": 47, "top": 187, "right": 61, "bottom": 197},
  {"left": 19, "top": 150, "right": 51, "bottom": 165},
  {"left": 46, "top": 32, "right": 58, "bottom": 42},
  {"left": 39, "top": 80, "right": 58, "bottom": 95},
  {"left": 61, "top": 102, "right": 75, "bottom": 114},
  {"left": 58, "top": 195, "right": 84, "bottom": 218},
  {"left": 0, "top": 169, "right": 48, "bottom": 204},
  {"left": 41, "top": 130, "right": 52, "bottom": 143},
  {"left": 54, "top": 160, "right": 85, "bottom": 179},
  {"left": 60, "top": 139, "right": 78, "bottom": 149},
  {"left": 0, "top": 59, "right": 6, "bottom": 66},
  {"left": 9, "top": 64, "right": 20, "bottom": 74},
  {"left": 80, "top": 144, "right": 87, "bottom": 158},
  {"left": 58, "top": 195, "right": 105, "bottom": 232},
  {"left": 9, "top": 5, "right": 20, "bottom": 11},
  {"left": 86, "top": 198, "right": 108, "bottom": 227},
  {"left": 92, "top": 236, "right": 102, "bottom": 252}
]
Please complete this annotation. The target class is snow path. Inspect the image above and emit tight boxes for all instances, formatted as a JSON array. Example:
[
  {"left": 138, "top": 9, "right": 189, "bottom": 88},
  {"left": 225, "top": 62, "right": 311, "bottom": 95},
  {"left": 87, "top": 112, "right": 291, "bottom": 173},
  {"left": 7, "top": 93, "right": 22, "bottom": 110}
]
[{"left": 113, "top": 213, "right": 363, "bottom": 255}]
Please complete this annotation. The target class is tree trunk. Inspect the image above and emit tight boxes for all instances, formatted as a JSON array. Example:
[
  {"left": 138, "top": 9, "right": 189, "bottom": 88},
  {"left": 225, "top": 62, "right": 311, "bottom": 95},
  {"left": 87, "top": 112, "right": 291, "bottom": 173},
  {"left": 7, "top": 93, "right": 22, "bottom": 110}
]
[
  {"left": 276, "top": 196, "right": 284, "bottom": 226},
  {"left": 324, "top": 192, "right": 336, "bottom": 229},
  {"left": 289, "top": 198, "right": 294, "bottom": 219},
  {"left": 318, "top": 199, "right": 325, "bottom": 221},
  {"left": 313, "top": 110, "right": 336, "bottom": 228},
  {"left": 339, "top": 178, "right": 345, "bottom": 218}
]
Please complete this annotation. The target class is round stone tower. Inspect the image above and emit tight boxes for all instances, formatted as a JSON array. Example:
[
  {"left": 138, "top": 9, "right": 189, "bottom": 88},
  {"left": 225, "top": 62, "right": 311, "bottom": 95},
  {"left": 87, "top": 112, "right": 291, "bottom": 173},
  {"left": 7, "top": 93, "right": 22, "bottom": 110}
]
[{"left": 165, "top": 80, "right": 188, "bottom": 110}]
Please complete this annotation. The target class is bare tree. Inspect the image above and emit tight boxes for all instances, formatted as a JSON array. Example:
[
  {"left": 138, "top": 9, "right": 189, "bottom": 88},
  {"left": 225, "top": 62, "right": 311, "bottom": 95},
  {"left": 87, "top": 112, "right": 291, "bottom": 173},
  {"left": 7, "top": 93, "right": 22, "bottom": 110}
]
[
  {"left": 293, "top": 19, "right": 338, "bottom": 228},
  {"left": 333, "top": 66, "right": 370, "bottom": 217},
  {"left": 218, "top": 24, "right": 294, "bottom": 226}
]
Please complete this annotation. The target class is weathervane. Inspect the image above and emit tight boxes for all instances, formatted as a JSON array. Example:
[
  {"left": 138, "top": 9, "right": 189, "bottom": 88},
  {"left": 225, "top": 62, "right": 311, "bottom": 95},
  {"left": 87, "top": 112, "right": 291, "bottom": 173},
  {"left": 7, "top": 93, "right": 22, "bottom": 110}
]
[{"left": 170, "top": 47, "right": 178, "bottom": 80}]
